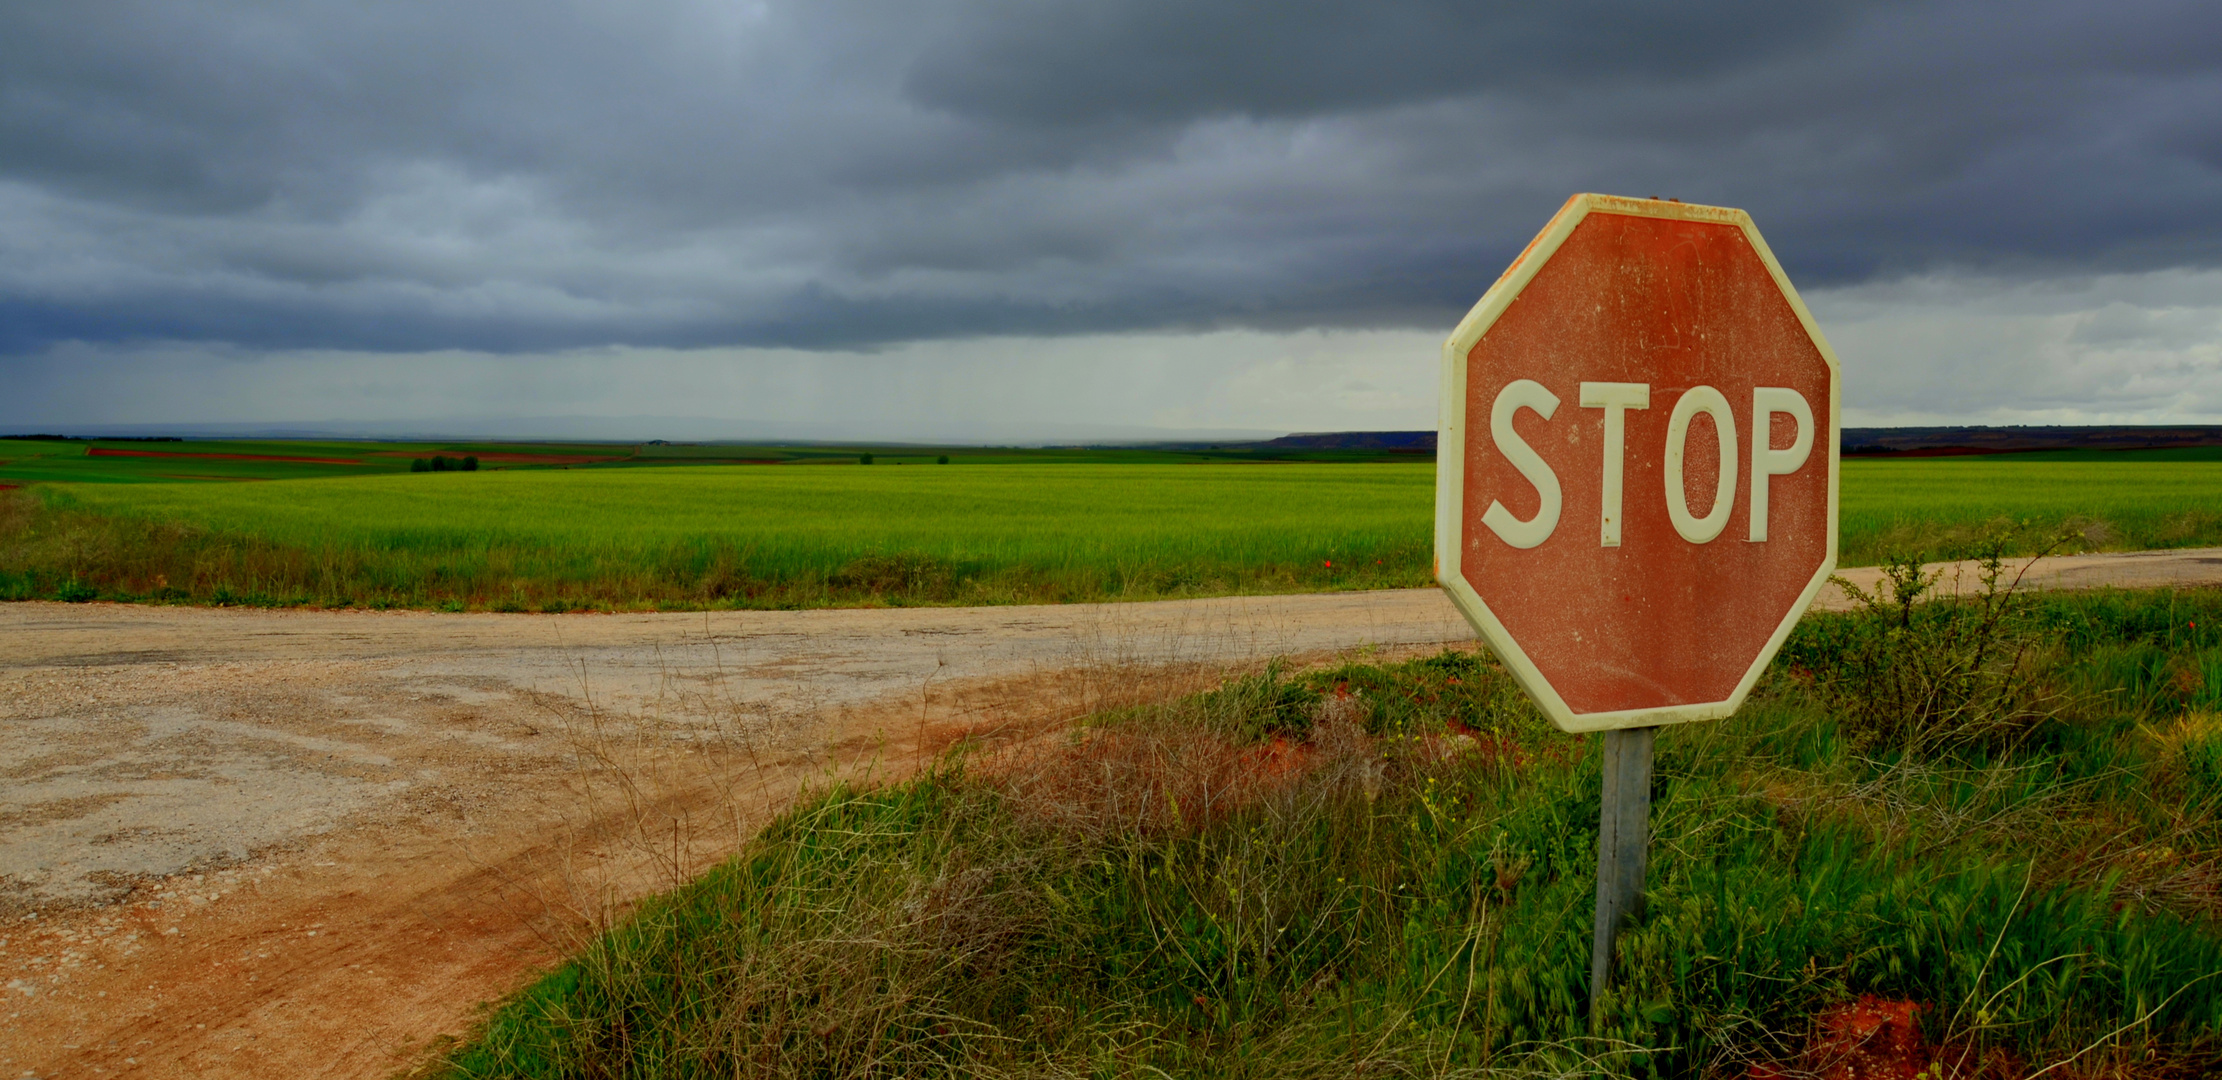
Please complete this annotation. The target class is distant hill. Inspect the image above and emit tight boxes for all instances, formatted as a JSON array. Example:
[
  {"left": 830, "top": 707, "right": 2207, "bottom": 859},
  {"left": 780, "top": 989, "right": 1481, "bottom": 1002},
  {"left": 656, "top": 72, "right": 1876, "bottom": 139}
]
[
  {"left": 1224, "top": 426, "right": 2222, "bottom": 458},
  {"left": 1840, "top": 425, "right": 2222, "bottom": 456},
  {"left": 1255, "top": 431, "right": 1436, "bottom": 451}
]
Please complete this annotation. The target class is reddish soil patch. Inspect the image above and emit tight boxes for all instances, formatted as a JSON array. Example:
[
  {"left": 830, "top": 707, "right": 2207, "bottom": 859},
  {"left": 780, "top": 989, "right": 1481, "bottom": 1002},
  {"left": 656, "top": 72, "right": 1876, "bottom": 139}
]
[
  {"left": 85, "top": 448, "right": 365, "bottom": 465},
  {"left": 1748, "top": 997, "right": 2029, "bottom": 1080},
  {"left": 1750, "top": 997, "right": 1931, "bottom": 1080},
  {"left": 1239, "top": 735, "right": 1316, "bottom": 780}
]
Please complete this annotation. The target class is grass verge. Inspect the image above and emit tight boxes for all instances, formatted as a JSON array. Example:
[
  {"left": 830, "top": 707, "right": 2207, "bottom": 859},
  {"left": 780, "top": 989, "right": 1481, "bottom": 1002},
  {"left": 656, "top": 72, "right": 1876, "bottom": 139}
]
[{"left": 441, "top": 586, "right": 2222, "bottom": 1078}]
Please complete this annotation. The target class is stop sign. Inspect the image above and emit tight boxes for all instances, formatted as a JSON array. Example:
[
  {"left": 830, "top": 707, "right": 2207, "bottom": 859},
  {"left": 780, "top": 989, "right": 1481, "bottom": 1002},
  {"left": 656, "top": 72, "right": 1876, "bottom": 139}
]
[{"left": 1436, "top": 194, "right": 1840, "bottom": 733}]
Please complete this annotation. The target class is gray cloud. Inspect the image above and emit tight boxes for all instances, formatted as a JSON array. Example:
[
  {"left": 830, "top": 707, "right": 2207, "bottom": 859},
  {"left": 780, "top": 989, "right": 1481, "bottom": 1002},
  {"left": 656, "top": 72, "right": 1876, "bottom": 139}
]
[
  {"left": 1, "top": 0, "right": 2218, "bottom": 360},
  {"left": 902, "top": 0, "right": 1861, "bottom": 125}
]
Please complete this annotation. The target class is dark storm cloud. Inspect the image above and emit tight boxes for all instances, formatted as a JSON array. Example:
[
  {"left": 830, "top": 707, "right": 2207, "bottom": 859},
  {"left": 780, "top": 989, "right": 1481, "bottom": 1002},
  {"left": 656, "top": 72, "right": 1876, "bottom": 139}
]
[
  {"left": 903, "top": 0, "right": 1864, "bottom": 125},
  {"left": 1, "top": 0, "right": 2217, "bottom": 355}
]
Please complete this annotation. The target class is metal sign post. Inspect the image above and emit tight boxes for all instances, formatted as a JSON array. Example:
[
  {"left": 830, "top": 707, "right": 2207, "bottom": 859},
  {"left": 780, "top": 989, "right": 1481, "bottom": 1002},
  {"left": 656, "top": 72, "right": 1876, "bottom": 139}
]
[
  {"left": 1434, "top": 194, "right": 1841, "bottom": 1021},
  {"left": 1590, "top": 725, "right": 1655, "bottom": 1015}
]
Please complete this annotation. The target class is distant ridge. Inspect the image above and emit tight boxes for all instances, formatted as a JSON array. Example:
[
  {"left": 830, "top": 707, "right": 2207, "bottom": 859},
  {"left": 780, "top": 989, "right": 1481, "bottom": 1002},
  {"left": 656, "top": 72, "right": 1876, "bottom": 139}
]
[
  {"left": 1223, "top": 425, "right": 2222, "bottom": 457},
  {"left": 1257, "top": 431, "right": 1435, "bottom": 451},
  {"left": 1840, "top": 425, "right": 2222, "bottom": 456}
]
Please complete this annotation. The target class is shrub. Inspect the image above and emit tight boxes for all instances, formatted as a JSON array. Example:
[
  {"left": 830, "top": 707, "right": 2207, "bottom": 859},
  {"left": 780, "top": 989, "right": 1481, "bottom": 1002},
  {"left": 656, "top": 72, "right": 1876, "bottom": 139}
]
[
  {"left": 1792, "top": 536, "right": 2064, "bottom": 756},
  {"left": 463, "top": 455, "right": 479, "bottom": 472},
  {"left": 431, "top": 455, "right": 454, "bottom": 472},
  {"left": 937, "top": 454, "right": 950, "bottom": 464},
  {"left": 410, "top": 458, "right": 430, "bottom": 472},
  {"left": 859, "top": 453, "right": 874, "bottom": 465}
]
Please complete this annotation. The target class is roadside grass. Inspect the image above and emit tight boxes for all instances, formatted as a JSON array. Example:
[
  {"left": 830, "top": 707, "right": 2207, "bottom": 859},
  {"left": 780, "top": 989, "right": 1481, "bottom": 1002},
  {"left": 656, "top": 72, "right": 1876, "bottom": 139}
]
[
  {"left": 4, "top": 453, "right": 2222, "bottom": 610},
  {"left": 442, "top": 586, "right": 2222, "bottom": 1079}
]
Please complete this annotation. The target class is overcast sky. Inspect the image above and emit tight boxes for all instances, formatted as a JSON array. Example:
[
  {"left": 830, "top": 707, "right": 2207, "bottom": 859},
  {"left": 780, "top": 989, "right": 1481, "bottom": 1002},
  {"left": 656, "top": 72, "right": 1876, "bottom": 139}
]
[{"left": 5, "top": 0, "right": 2220, "bottom": 440}]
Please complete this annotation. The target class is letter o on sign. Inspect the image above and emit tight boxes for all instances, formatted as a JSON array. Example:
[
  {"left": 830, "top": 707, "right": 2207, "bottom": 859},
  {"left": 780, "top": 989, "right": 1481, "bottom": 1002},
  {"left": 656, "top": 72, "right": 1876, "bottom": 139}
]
[{"left": 1663, "top": 386, "right": 1737, "bottom": 545}]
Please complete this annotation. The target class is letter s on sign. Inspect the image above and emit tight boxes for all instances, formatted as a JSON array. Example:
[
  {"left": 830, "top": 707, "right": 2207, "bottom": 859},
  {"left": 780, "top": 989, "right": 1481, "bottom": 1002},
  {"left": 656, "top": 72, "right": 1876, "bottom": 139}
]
[{"left": 1482, "top": 379, "right": 1562, "bottom": 549}]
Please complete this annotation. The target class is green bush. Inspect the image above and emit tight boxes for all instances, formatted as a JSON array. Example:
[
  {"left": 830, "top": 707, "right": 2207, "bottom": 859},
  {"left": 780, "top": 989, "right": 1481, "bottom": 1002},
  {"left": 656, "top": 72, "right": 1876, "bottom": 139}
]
[{"left": 1787, "top": 539, "right": 2062, "bottom": 757}]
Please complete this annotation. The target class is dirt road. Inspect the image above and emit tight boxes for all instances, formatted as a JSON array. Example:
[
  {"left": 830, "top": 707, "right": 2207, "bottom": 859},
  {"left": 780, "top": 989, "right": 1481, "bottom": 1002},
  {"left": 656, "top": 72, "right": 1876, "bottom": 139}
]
[{"left": 4, "top": 546, "right": 2219, "bottom": 1079}]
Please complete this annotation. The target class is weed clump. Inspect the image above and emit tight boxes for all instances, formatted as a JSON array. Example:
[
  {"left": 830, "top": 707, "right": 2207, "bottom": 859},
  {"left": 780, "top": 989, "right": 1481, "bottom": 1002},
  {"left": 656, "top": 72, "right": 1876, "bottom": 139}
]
[
  {"left": 826, "top": 553, "right": 958, "bottom": 602},
  {"left": 1787, "top": 535, "right": 2067, "bottom": 757},
  {"left": 1189, "top": 660, "right": 1321, "bottom": 740}
]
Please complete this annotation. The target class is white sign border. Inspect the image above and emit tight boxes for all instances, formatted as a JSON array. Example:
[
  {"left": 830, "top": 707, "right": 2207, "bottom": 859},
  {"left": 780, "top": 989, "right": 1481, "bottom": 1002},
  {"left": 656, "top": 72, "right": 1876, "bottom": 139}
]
[{"left": 1435, "top": 193, "right": 1843, "bottom": 734}]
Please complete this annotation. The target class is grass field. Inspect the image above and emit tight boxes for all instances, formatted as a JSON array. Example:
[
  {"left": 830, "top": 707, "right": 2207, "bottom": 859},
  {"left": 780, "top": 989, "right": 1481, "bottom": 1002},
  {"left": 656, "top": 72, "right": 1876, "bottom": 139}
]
[
  {"left": 1, "top": 465, "right": 1435, "bottom": 609},
  {"left": 442, "top": 586, "right": 2222, "bottom": 1078},
  {"left": 4, "top": 440, "right": 2222, "bottom": 610},
  {"left": 1842, "top": 456, "right": 2222, "bottom": 565}
]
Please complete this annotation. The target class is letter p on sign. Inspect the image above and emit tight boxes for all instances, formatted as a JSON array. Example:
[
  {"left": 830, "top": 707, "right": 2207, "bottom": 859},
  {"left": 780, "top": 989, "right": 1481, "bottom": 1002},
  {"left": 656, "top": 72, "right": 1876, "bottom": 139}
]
[{"left": 1435, "top": 194, "right": 1842, "bottom": 733}]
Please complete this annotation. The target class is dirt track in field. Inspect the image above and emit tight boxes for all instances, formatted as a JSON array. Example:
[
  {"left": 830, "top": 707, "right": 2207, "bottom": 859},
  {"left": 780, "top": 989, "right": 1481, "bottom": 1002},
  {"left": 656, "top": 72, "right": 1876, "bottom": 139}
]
[{"left": 4, "top": 547, "right": 2220, "bottom": 1080}]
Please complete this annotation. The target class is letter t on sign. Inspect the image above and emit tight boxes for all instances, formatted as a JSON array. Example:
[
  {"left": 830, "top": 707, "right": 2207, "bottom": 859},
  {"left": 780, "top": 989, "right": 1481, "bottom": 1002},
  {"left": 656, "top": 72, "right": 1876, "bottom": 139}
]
[{"left": 1579, "top": 382, "right": 1650, "bottom": 547}]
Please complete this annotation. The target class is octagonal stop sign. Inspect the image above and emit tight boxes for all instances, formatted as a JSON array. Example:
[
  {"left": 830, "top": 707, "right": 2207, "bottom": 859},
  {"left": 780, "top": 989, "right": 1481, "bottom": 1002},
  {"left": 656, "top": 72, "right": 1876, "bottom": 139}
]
[{"left": 1437, "top": 194, "right": 1840, "bottom": 733}]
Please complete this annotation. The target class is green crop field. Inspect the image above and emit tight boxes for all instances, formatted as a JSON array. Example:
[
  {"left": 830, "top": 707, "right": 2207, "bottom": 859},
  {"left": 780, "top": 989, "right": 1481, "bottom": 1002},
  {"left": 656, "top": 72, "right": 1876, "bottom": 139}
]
[
  {"left": 1840, "top": 455, "right": 2222, "bottom": 565},
  {"left": 4, "top": 437, "right": 2222, "bottom": 611},
  {"left": 1, "top": 464, "right": 1435, "bottom": 609}
]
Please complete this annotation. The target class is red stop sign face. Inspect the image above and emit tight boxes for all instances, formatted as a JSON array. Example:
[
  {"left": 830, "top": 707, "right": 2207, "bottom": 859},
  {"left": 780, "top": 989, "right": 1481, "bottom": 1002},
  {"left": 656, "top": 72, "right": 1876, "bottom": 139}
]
[{"left": 1436, "top": 195, "right": 1840, "bottom": 732}]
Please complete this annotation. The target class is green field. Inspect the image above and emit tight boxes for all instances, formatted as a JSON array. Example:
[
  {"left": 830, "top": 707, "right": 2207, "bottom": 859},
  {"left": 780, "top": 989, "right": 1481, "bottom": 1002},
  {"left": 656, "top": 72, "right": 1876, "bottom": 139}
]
[
  {"left": 443, "top": 587, "right": 2222, "bottom": 1078},
  {"left": 1842, "top": 456, "right": 2222, "bottom": 563},
  {"left": 4, "top": 437, "right": 2222, "bottom": 610},
  {"left": 1, "top": 464, "right": 1435, "bottom": 609}
]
